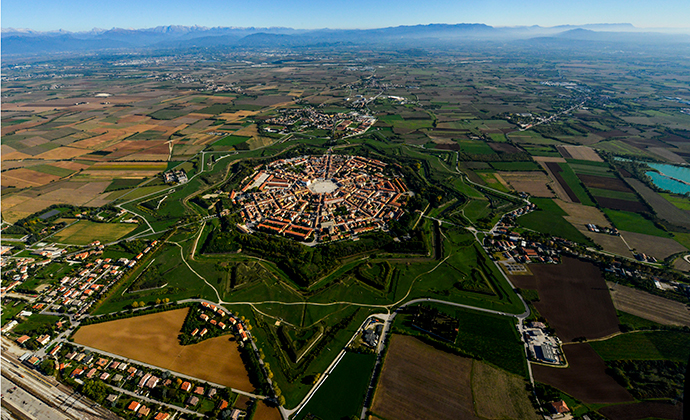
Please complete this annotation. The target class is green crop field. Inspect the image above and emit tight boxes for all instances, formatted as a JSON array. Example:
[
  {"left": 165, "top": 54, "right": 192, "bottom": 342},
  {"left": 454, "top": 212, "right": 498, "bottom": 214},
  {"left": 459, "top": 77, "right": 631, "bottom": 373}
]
[
  {"left": 660, "top": 193, "right": 690, "bottom": 211},
  {"left": 508, "top": 131, "right": 560, "bottom": 145},
  {"left": 590, "top": 330, "right": 690, "bottom": 362},
  {"left": 616, "top": 311, "right": 663, "bottom": 330},
  {"left": 490, "top": 161, "right": 541, "bottom": 171},
  {"left": 213, "top": 135, "right": 251, "bottom": 147},
  {"left": 394, "top": 303, "right": 527, "bottom": 377},
  {"left": 593, "top": 140, "right": 653, "bottom": 158},
  {"left": 557, "top": 163, "right": 595, "bottom": 205},
  {"left": 569, "top": 163, "right": 617, "bottom": 178},
  {"left": 588, "top": 188, "right": 639, "bottom": 201},
  {"left": 197, "top": 104, "right": 234, "bottom": 115},
  {"left": 30, "top": 164, "right": 76, "bottom": 177},
  {"left": 148, "top": 108, "right": 189, "bottom": 120},
  {"left": 53, "top": 220, "right": 137, "bottom": 245},
  {"left": 603, "top": 209, "right": 672, "bottom": 238},
  {"left": 518, "top": 198, "right": 593, "bottom": 244},
  {"left": 565, "top": 159, "right": 611, "bottom": 168},
  {"left": 523, "top": 145, "right": 561, "bottom": 157},
  {"left": 488, "top": 133, "right": 507, "bottom": 142},
  {"left": 294, "top": 352, "right": 376, "bottom": 420},
  {"left": 105, "top": 178, "right": 144, "bottom": 192},
  {"left": 458, "top": 140, "right": 495, "bottom": 154}
]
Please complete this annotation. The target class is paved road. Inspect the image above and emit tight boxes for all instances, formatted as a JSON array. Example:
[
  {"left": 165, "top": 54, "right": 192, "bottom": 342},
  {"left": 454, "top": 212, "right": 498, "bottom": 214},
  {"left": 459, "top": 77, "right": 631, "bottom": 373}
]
[{"left": 108, "top": 384, "right": 203, "bottom": 417}]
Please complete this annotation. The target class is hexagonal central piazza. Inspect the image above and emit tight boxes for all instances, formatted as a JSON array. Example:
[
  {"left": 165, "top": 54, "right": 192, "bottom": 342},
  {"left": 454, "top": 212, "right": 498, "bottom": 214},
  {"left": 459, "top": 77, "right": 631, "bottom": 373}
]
[
  {"left": 308, "top": 179, "right": 339, "bottom": 194},
  {"left": 231, "top": 154, "right": 410, "bottom": 242}
]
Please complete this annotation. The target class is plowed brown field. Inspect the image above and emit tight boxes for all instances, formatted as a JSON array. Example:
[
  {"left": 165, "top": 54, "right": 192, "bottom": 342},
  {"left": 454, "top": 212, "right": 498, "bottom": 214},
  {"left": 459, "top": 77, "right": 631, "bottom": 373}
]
[
  {"left": 607, "top": 282, "right": 690, "bottom": 326},
  {"left": 73, "top": 308, "right": 252, "bottom": 392},
  {"left": 511, "top": 257, "right": 620, "bottom": 342},
  {"left": 598, "top": 401, "right": 683, "bottom": 420},
  {"left": 371, "top": 335, "right": 479, "bottom": 420},
  {"left": 533, "top": 343, "right": 633, "bottom": 404}
]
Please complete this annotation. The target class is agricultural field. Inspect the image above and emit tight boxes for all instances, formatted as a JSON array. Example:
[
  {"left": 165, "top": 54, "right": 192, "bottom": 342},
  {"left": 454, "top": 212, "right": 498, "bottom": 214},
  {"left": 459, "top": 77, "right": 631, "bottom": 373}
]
[
  {"left": 532, "top": 343, "right": 633, "bottom": 404},
  {"left": 510, "top": 257, "right": 620, "bottom": 342},
  {"left": 499, "top": 171, "right": 555, "bottom": 197},
  {"left": 471, "top": 360, "right": 541, "bottom": 420},
  {"left": 620, "top": 231, "right": 687, "bottom": 260},
  {"left": 625, "top": 178, "right": 690, "bottom": 230},
  {"left": 552, "top": 200, "right": 633, "bottom": 255},
  {"left": 603, "top": 209, "right": 672, "bottom": 238},
  {"left": 607, "top": 282, "right": 690, "bottom": 326},
  {"left": 371, "top": 334, "right": 532, "bottom": 420},
  {"left": 3, "top": 44, "right": 690, "bottom": 420},
  {"left": 590, "top": 330, "right": 690, "bottom": 362},
  {"left": 660, "top": 193, "right": 690, "bottom": 211},
  {"left": 518, "top": 198, "right": 593, "bottom": 245},
  {"left": 557, "top": 145, "right": 603, "bottom": 162},
  {"left": 294, "top": 352, "right": 376, "bottom": 420},
  {"left": 598, "top": 401, "right": 683, "bottom": 420},
  {"left": 72, "top": 308, "right": 253, "bottom": 392},
  {"left": 52, "top": 220, "right": 137, "bottom": 245}
]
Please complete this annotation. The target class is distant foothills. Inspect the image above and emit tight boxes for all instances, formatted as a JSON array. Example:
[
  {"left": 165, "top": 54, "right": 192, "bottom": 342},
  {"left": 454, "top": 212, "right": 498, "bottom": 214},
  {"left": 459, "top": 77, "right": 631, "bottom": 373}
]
[{"left": 3, "top": 23, "right": 690, "bottom": 56}]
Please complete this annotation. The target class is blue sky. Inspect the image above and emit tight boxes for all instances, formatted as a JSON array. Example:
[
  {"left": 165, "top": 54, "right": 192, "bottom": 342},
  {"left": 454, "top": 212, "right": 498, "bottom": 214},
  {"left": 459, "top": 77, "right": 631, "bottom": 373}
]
[{"left": 2, "top": 0, "right": 688, "bottom": 31}]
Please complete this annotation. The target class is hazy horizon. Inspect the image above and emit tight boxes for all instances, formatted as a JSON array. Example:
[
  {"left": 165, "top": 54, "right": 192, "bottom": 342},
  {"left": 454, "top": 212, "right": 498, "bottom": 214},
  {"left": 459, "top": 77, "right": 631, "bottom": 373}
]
[{"left": 3, "top": 0, "right": 689, "bottom": 33}]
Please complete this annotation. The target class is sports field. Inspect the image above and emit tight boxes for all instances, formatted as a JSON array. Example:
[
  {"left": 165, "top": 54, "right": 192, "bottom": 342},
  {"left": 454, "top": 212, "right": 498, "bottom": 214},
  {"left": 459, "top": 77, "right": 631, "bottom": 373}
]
[{"left": 53, "top": 220, "right": 136, "bottom": 245}]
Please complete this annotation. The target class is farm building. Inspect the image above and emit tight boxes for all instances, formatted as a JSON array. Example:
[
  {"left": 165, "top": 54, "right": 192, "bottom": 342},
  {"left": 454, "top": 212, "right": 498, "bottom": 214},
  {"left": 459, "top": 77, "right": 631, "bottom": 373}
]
[
  {"left": 534, "top": 344, "right": 558, "bottom": 363},
  {"left": 550, "top": 400, "right": 570, "bottom": 414}
]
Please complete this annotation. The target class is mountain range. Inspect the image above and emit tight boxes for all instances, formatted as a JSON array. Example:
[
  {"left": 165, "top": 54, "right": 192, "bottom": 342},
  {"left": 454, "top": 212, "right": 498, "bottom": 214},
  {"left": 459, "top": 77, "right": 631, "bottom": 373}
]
[{"left": 3, "top": 23, "right": 689, "bottom": 56}]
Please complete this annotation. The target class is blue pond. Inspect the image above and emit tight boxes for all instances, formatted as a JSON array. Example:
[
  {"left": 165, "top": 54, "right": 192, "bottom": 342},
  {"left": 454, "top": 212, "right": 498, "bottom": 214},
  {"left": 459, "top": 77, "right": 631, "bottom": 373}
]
[{"left": 645, "top": 163, "right": 690, "bottom": 195}]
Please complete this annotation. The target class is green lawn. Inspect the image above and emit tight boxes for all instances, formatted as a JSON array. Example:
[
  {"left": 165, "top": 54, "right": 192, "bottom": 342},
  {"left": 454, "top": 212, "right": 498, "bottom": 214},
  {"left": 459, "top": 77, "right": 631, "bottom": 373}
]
[
  {"left": 13, "top": 314, "right": 61, "bottom": 334},
  {"left": 463, "top": 199, "right": 492, "bottom": 222},
  {"left": 294, "top": 352, "right": 376, "bottom": 420},
  {"left": 1, "top": 301, "right": 26, "bottom": 324},
  {"left": 590, "top": 330, "right": 690, "bottom": 362},
  {"left": 603, "top": 209, "right": 672, "bottom": 238}
]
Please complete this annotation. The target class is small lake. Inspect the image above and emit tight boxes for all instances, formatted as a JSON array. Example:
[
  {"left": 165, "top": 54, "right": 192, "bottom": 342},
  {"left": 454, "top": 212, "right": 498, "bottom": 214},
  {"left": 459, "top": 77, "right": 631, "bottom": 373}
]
[{"left": 645, "top": 163, "right": 690, "bottom": 195}]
